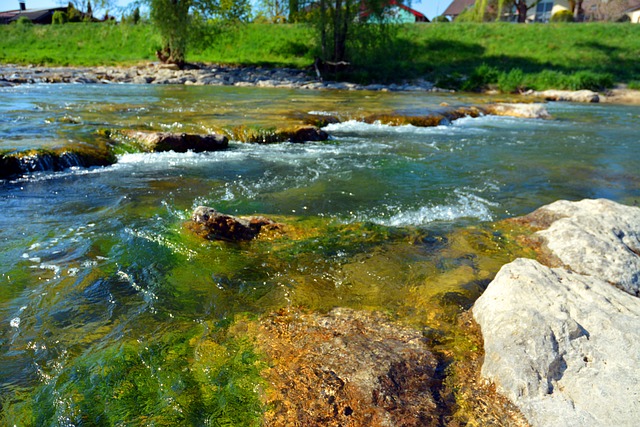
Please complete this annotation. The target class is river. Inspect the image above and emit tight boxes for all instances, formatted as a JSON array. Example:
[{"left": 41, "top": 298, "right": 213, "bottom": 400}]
[{"left": 1, "top": 83, "right": 639, "bottom": 424}]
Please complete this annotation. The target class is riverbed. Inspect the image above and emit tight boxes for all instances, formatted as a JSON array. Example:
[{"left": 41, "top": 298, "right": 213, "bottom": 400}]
[{"left": 1, "top": 83, "right": 639, "bottom": 424}]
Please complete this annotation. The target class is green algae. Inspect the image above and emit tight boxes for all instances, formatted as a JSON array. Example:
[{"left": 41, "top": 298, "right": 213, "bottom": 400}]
[
  {"left": 1, "top": 319, "right": 266, "bottom": 427},
  {"left": 1, "top": 209, "right": 539, "bottom": 425}
]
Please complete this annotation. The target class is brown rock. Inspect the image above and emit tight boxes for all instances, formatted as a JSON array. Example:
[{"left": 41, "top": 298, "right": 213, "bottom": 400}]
[
  {"left": 187, "top": 206, "right": 279, "bottom": 241},
  {"left": 286, "top": 125, "right": 330, "bottom": 143},
  {"left": 258, "top": 308, "right": 442, "bottom": 427}
]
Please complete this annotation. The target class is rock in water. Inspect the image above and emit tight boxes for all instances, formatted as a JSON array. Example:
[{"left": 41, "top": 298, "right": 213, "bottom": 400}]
[
  {"left": 258, "top": 308, "right": 441, "bottom": 426},
  {"left": 121, "top": 130, "right": 228, "bottom": 152},
  {"left": 189, "top": 206, "right": 278, "bottom": 241},
  {"left": 473, "top": 199, "right": 640, "bottom": 427}
]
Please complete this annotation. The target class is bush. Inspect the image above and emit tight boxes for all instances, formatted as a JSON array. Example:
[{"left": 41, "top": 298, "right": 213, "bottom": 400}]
[
  {"left": 67, "top": 5, "right": 83, "bottom": 22},
  {"left": 461, "top": 63, "right": 499, "bottom": 91},
  {"left": 568, "top": 71, "right": 613, "bottom": 91},
  {"left": 551, "top": 10, "right": 574, "bottom": 22},
  {"left": 498, "top": 68, "right": 525, "bottom": 93},
  {"left": 530, "top": 69, "right": 570, "bottom": 90},
  {"left": 52, "top": 11, "right": 68, "bottom": 24},
  {"left": 15, "top": 16, "right": 33, "bottom": 26},
  {"left": 433, "top": 15, "right": 450, "bottom": 23},
  {"left": 628, "top": 81, "right": 640, "bottom": 90}
]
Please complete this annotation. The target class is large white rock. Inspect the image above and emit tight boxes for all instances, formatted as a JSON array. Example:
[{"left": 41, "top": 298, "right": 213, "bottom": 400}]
[
  {"left": 473, "top": 199, "right": 640, "bottom": 427},
  {"left": 536, "top": 199, "right": 640, "bottom": 296}
]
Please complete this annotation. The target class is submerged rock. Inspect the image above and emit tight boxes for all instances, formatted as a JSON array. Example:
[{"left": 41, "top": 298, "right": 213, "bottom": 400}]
[
  {"left": 188, "top": 206, "right": 281, "bottom": 241},
  {"left": 473, "top": 199, "right": 640, "bottom": 427},
  {"left": 258, "top": 308, "right": 442, "bottom": 426},
  {"left": 119, "top": 130, "right": 228, "bottom": 152}
]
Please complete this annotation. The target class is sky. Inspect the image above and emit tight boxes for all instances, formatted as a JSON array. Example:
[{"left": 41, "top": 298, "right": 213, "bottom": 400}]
[{"left": 2, "top": 0, "right": 450, "bottom": 21}]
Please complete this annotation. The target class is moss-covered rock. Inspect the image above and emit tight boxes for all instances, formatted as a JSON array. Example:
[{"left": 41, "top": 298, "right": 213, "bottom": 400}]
[
  {"left": 0, "top": 143, "right": 117, "bottom": 180},
  {"left": 117, "top": 130, "right": 229, "bottom": 152},
  {"left": 224, "top": 125, "right": 329, "bottom": 144}
]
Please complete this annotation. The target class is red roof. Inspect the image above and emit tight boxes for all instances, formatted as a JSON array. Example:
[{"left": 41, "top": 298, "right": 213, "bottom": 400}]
[
  {"left": 443, "top": 0, "right": 475, "bottom": 16},
  {"left": 360, "top": 0, "right": 429, "bottom": 21}
]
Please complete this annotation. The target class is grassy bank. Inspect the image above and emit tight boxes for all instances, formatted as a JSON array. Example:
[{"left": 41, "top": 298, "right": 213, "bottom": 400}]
[{"left": 1, "top": 22, "right": 639, "bottom": 89}]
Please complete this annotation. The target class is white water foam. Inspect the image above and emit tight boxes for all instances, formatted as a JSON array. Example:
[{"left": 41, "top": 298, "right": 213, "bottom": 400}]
[
  {"left": 349, "top": 191, "right": 495, "bottom": 227},
  {"left": 324, "top": 120, "right": 455, "bottom": 136}
]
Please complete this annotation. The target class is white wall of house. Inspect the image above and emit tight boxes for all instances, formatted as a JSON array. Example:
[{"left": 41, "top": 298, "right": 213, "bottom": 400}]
[{"left": 628, "top": 9, "right": 640, "bottom": 22}]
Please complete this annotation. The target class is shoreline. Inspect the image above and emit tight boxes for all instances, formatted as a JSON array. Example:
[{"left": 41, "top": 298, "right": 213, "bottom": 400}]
[{"left": 2, "top": 63, "right": 640, "bottom": 104}]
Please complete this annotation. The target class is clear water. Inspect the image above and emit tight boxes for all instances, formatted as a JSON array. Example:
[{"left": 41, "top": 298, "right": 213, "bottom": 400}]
[{"left": 1, "top": 83, "right": 639, "bottom": 424}]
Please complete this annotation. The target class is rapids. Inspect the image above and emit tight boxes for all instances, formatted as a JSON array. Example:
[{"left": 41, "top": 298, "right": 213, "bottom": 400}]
[{"left": 1, "top": 83, "right": 639, "bottom": 425}]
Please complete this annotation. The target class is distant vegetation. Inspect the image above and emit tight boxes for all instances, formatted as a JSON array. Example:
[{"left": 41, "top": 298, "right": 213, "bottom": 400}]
[{"left": 0, "top": 22, "right": 639, "bottom": 91}]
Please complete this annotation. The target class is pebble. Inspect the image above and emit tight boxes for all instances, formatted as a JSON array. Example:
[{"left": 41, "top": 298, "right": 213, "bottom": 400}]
[{"left": 0, "top": 63, "right": 438, "bottom": 92}]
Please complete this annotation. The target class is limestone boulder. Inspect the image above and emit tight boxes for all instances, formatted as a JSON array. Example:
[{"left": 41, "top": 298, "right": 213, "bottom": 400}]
[
  {"left": 533, "top": 199, "right": 640, "bottom": 296},
  {"left": 473, "top": 199, "right": 640, "bottom": 427},
  {"left": 484, "top": 103, "right": 550, "bottom": 119},
  {"left": 528, "top": 90, "right": 600, "bottom": 103}
]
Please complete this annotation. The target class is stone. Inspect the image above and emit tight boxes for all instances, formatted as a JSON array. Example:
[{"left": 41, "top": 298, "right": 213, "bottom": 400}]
[
  {"left": 188, "top": 206, "right": 280, "bottom": 241},
  {"left": 473, "top": 258, "right": 640, "bottom": 427},
  {"left": 484, "top": 103, "right": 551, "bottom": 119},
  {"left": 529, "top": 90, "right": 600, "bottom": 103},
  {"left": 286, "top": 125, "right": 330, "bottom": 143},
  {"left": 120, "top": 130, "right": 228, "bottom": 153},
  {"left": 472, "top": 199, "right": 640, "bottom": 427},
  {"left": 601, "top": 88, "right": 640, "bottom": 104},
  {"left": 258, "top": 307, "right": 442, "bottom": 427}
]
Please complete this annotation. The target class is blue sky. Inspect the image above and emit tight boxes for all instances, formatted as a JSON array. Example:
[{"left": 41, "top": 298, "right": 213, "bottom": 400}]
[{"left": 6, "top": 0, "right": 450, "bottom": 21}]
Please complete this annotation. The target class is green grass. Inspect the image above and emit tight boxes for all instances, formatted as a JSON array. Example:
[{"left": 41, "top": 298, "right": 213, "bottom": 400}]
[
  {"left": 0, "top": 22, "right": 161, "bottom": 66},
  {"left": 1, "top": 21, "right": 639, "bottom": 89}
]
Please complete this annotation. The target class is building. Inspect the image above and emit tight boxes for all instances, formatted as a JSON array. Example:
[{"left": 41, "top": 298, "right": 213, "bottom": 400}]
[
  {"left": 378, "top": 0, "right": 429, "bottom": 22},
  {"left": 442, "top": 0, "right": 640, "bottom": 21},
  {"left": 0, "top": 2, "right": 67, "bottom": 25},
  {"left": 624, "top": 3, "right": 640, "bottom": 21},
  {"left": 442, "top": 0, "right": 476, "bottom": 19}
]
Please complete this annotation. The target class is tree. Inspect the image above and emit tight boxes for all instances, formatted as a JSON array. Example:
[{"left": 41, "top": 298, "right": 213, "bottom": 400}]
[
  {"left": 457, "top": 0, "right": 540, "bottom": 22},
  {"left": 257, "top": 0, "right": 288, "bottom": 22},
  {"left": 61, "top": 0, "right": 112, "bottom": 17},
  {"left": 132, "top": 6, "right": 141, "bottom": 24},
  {"left": 513, "top": 0, "right": 541, "bottom": 22},
  {"left": 148, "top": 0, "right": 252, "bottom": 68}
]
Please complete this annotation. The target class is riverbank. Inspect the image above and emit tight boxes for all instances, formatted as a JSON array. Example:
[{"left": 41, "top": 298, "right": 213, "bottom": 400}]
[{"left": 2, "top": 63, "right": 640, "bottom": 103}]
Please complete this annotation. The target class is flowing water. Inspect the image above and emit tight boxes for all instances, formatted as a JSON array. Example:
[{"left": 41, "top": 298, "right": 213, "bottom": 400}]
[{"left": 1, "top": 83, "right": 639, "bottom": 425}]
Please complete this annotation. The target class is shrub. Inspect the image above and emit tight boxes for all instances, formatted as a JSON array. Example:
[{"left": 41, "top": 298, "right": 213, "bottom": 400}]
[
  {"left": 498, "top": 68, "right": 525, "bottom": 93},
  {"left": 15, "top": 16, "right": 33, "bottom": 26},
  {"left": 530, "top": 69, "right": 570, "bottom": 90},
  {"left": 461, "top": 63, "right": 499, "bottom": 91},
  {"left": 551, "top": 10, "right": 574, "bottom": 22},
  {"left": 628, "top": 81, "right": 640, "bottom": 90},
  {"left": 433, "top": 15, "right": 450, "bottom": 23},
  {"left": 67, "top": 4, "right": 83, "bottom": 22},
  {"left": 52, "top": 11, "right": 68, "bottom": 24},
  {"left": 568, "top": 71, "right": 613, "bottom": 91}
]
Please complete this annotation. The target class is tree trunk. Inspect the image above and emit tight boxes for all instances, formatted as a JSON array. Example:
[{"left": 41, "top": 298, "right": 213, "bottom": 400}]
[{"left": 516, "top": 0, "right": 528, "bottom": 22}]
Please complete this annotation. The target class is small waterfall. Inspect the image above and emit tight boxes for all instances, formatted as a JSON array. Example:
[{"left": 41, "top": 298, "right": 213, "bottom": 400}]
[{"left": 58, "top": 151, "right": 85, "bottom": 168}]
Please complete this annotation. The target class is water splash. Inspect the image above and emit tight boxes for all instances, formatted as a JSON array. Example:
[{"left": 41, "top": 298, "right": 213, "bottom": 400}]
[{"left": 347, "top": 191, "right": 495, "bottom": 227}]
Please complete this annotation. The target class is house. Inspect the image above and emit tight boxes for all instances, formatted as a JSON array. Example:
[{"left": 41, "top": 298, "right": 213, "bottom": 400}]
[
  {"left": 442, "top": 0, "right": 476, "bottom": 20},
  {"left": 0, "top": 2, "right": 67, "bottom": 24},
  {"left": 624, "top": 3, "right": 640, "bottom": 22},
  {"left": 442, "top": 0, "right": 640, "bottom": 21},
  {"left": 377, "top": 0, "right": 429, "bottom": 22},
  {"left": 359, "top": 0, "right": 430, "bottom": 22}
]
